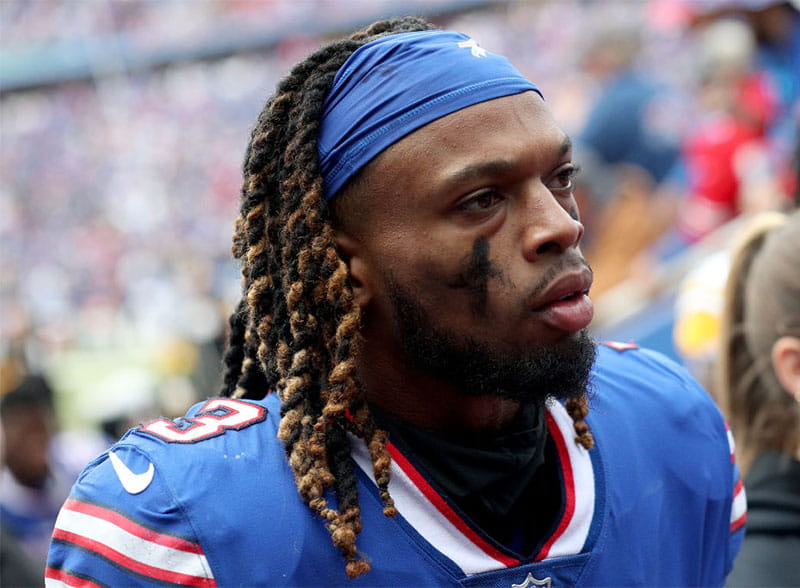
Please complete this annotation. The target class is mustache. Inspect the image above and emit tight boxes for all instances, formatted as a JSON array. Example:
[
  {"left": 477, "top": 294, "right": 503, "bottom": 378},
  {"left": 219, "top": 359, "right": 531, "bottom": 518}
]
[{"left": 522, "top": 254, "right": 593, "bottom": 307}]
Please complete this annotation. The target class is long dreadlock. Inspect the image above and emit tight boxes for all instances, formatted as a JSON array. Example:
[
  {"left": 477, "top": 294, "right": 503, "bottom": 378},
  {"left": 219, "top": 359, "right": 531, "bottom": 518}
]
[{"left": 221, "top": 16, "right": 594, "bottom": 579}]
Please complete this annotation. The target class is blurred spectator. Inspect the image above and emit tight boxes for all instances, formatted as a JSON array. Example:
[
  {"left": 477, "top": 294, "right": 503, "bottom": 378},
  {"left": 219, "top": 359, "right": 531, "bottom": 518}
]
[
  {"left": 572, "top": 25, "right": 687, "bottom": 295},
  {"left": 577, "top": 26, "right": 681, "bottom": 198},
  {"left": 676, "top": 18, "right": 782, "bottom": 239},
  {"left": 716, "top": 210, "right": 800, "bottom": 586},
  {"left": 0, "top": 373, "right": 106, "bottom": 583},
  {"left": 671, "top": 116, "right": 799, "bottom": 390},
  {"left": 687, "top": 1, "right": 799, "bottom": 164},
  {"left": 738, "top": 1, "right": 799, "bottom": 131},
  {"left": 1, "top": 374, "right": 63, "bottom": 581}
]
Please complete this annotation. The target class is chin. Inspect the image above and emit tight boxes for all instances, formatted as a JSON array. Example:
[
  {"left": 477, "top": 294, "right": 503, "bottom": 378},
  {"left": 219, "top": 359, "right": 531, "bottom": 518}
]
[{"left": 390, "top": 280, "right": 596, "bottom": 402}]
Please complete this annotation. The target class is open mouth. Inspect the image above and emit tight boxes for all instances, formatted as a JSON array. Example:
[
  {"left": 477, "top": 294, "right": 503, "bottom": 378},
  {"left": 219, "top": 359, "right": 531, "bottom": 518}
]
[
  {"left": 534, "top": 284, "right": 594, "bottom": 332},
  {"left": 555, "top": 288, "right": 589, "bottom": 303}
]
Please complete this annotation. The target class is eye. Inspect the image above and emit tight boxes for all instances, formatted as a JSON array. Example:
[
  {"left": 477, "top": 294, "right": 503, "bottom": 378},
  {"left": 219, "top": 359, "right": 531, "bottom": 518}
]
[
  {"left": 547, "top": 164, "right": 581, "bottom": 193},
  {"left": 457, "top": 189, "right": 505, "bottom": 213}
]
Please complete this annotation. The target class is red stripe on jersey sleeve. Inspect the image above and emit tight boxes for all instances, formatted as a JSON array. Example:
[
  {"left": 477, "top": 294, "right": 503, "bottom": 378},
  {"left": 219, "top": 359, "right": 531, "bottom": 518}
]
[
  {"left": 64, "top": 498, "right": 203, "bottom": 554},
  {"left": 45, "top": 567, "right": 105, "bottom": 588},
  {"left": 730, "top": 511, "right": 747, "bottom": 533},
  {"left": 730, "top": 478, "right": 747, "bottom": 533},
  {"left": 51, "top": 528, "right": 216, "bottom": 587}
]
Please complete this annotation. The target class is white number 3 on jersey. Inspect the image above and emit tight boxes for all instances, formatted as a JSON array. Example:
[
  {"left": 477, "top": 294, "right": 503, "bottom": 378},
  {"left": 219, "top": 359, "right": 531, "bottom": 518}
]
[{"left": 140, "top": 398, "right": 266, "bottom": 443}]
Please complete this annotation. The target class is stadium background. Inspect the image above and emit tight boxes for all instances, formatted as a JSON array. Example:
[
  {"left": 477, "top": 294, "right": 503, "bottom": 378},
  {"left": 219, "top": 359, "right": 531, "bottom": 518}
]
[{"left": 2, "top": 0, "right": 798, "bottom": 435}]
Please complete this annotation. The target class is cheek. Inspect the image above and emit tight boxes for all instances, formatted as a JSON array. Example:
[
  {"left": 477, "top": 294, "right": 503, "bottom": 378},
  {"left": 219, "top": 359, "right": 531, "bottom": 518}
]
[
  {"left": 413, "top": 239, "right": 518, "bottom": 317},
  {"left": 376, "top": 246, "right": 464, "bottom": 311},
  {"left": 396, "top": 255, "right": 462, "bottom": 298},
  {"left": 373, "top": 228, "right": 461, "bottom": 282},
  {"left": 369, "top": 226, "right": 520, "bottom": 317}
]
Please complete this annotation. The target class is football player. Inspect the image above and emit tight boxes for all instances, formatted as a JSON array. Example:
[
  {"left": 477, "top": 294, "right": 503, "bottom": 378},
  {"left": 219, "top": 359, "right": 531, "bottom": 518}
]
[{"left": 47, "top": 16, "right": 745, "bottom": 587}]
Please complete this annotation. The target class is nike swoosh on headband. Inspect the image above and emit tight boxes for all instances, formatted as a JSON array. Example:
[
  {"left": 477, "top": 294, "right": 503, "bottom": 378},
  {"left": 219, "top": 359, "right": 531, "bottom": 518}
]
[{"left": 109, "top": 450, "right": 155, "bottom": 495}]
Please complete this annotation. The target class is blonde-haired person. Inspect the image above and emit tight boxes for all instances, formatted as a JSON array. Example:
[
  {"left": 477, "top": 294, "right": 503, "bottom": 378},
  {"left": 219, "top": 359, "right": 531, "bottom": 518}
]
[{"left": 718, "top": 209, "right": 800, "bottom": 587}]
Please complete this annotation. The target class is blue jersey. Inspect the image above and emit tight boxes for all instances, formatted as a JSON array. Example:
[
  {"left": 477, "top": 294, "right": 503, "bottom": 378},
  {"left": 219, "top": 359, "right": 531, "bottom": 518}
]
[{"left": 46, "top": 344, "right": 745, "bottom": 587}]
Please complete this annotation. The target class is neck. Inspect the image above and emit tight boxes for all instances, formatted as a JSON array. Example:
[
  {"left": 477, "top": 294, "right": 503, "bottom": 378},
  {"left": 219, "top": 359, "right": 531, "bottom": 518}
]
[{"left": 357, "top": 347, "right": 523, "bottom": 436}]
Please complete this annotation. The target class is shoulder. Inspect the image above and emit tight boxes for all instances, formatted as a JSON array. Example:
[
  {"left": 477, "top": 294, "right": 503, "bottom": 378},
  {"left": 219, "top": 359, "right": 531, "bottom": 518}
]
[
  {"left": 130, "top": 395, "right": 275, "bottom": 447},
  {"left": 588, "top": 341, "right": 731, "bottom": 468},
  {"left": 584, "top": 342, "right": 744, "bottom": 584},
  {"left": 47, "top": 394, "right": 305, "bottom": 586},
  {"left": 591, "top": 341, "right": 718, "bottom": 417},
  {"left": 82, "top": 395, "right": 285, "bottom": 498},
  {"left": 593, "top": 340, "right": 691, "bottom": 379},
  {"left": 65, "top": 394, "right": 284, "bottom": 499},
  {"left": 62, "top": 394, "right": 289, "bottom": 542}
]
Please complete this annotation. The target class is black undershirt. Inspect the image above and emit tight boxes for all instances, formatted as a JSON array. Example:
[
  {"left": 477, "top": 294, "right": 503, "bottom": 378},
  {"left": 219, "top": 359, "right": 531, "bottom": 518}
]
[{"left": 371, "top": 402, "right": 563, "bottom": 559}]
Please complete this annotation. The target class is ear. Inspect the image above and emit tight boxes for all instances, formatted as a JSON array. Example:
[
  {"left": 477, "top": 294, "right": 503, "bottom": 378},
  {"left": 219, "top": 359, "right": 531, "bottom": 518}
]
[
  {"left": 332, "top": 230, "right": 374, "bottom": 309},
  {"left": 771, "top": 336, "right": 800, "bottom": 402}
]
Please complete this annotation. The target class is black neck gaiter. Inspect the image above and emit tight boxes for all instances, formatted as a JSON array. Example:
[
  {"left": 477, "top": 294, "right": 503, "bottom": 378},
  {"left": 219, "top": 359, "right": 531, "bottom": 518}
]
[{"left": 371, "top": 401, "right": 559, "bottom": 556}]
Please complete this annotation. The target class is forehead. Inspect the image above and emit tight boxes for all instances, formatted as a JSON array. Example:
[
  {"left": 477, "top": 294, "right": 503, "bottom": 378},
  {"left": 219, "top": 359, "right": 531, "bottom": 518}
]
[
  {"left": 343, "top": 91, "right": 566, "bottom": 221},
  {"left": 383, "top": 90, "right": 559, "bottom": 159}
]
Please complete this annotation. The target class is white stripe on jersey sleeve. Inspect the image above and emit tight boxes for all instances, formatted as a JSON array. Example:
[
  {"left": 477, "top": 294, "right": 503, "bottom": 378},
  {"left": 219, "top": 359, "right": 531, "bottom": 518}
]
[
  {"left": 54, "top": 506, "right": 213, "bottom": 580},
  {"left": 731, "top": 480, "right": 747, "bottom": 528},
  {"left": 727, "top": 427, "right": 736, "bottom": 462},
  {"left": 725, "top": 423, "right": 747, "bottom": 532}
]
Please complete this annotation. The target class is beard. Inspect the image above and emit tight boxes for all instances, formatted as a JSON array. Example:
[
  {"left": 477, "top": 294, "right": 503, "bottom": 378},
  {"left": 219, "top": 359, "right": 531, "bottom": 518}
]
[{"left": 387, "top": 280, "right": 596, "bottom": 405}]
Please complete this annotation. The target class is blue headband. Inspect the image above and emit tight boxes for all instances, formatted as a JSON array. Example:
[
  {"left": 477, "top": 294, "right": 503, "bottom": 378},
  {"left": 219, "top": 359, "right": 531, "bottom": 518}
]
[{"left": 318, "top": 30, "right": 542, "bottom": 200}]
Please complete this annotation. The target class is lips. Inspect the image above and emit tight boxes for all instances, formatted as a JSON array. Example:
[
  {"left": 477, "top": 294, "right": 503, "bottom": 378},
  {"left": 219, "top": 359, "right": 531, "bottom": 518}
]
[{"left": 531, "top": 268, "right": 594, "bottom": 333}]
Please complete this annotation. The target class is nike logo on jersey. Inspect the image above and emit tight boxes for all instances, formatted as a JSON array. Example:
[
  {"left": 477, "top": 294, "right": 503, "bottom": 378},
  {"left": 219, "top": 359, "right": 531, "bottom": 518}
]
[{"left": 109, "top": 450, "right": 154, "bottom": 494}]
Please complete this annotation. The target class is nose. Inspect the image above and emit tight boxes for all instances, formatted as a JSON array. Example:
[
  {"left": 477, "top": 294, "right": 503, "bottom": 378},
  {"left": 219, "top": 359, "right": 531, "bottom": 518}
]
[{"left": 520, "top": 187, "right": 584, "bottom": 262}]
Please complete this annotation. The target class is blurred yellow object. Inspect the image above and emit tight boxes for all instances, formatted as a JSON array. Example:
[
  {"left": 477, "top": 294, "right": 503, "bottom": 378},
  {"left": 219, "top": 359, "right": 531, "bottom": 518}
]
[
  {"left": 0, "top": 357, "right": 25, "bottom": 396},
  {"left": 155, "top": 338, "right": 199, "bottom": 377},
  {"left": 674, "top": 310, "right": 721, "bottom": 358},
  {"left": 673, "top": 249, "right": 731, "bottom": 361}
]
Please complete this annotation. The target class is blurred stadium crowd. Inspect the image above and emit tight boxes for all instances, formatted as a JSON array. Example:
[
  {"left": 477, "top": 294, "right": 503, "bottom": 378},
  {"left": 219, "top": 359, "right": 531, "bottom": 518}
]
[{"left": 0, "top": 0, "right": 798, "bottom": 581}]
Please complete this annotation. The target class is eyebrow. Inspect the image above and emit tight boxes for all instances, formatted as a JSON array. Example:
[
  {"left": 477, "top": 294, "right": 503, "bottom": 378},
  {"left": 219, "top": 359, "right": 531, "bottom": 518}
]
[
  {"left": 447, "top": 159, "right": 517, "bottom": 186},
  {"left": 446, "top": 134, "right": 573, "bottom": 187},
  {"left": 559, "top": 135, "right": 573, "bottom": 156}
]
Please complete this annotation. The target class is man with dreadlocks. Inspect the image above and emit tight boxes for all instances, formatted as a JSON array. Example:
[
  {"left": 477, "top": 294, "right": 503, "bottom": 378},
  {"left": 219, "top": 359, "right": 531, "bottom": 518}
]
[{"left": 47, "top": 17, "right": 744, "bottom": 587}]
